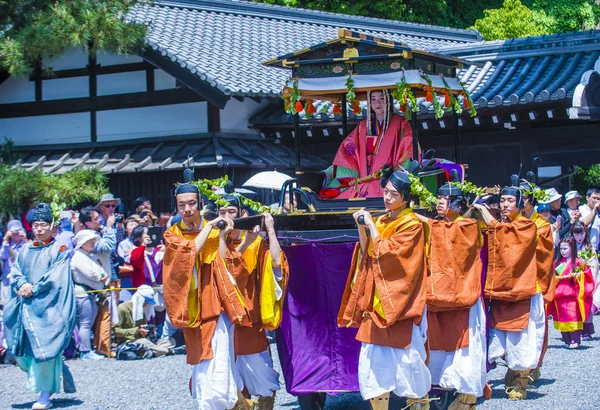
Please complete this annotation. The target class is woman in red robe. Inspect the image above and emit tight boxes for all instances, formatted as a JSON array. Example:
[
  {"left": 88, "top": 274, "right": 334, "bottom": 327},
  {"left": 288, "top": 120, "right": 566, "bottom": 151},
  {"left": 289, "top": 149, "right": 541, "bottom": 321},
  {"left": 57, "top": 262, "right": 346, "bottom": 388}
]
[{"left": 319, "top": 90, "right": 418, "bottom": 199}]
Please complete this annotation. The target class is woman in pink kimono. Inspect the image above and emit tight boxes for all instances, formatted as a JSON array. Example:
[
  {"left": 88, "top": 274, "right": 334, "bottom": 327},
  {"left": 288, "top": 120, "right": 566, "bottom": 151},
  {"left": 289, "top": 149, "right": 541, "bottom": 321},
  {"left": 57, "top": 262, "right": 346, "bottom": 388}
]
[
  {"left": 319, "top": 90, "right": 419, "bottom": 199},
  {"left": 548, "top": 236, "right": 595, "bottom": 349},
  {"left": 572, "top": 221, "right": 598, "bottom": 340}
]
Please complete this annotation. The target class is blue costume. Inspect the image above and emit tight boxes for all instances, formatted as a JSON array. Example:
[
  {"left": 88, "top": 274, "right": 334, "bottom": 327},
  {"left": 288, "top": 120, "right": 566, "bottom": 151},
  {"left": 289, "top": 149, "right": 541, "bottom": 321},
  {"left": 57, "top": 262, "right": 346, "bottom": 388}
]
[{"left": 4, "top": 204, "right": 76, "bottom": 397}]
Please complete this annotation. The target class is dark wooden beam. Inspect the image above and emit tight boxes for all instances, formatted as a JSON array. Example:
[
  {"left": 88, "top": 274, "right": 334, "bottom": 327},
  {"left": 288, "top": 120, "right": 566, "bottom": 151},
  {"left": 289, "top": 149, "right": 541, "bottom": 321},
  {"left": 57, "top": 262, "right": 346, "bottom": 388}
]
[
  {"left": 34, "top": 61, "right": 42, "bottom": 102},
  {"left": 33, "top": 62, "right": 156, "bottom": 80},
  {"left": 0, "top": 70, "right": 9, "bottom": 86},
  {"left": 146, "top": 64, "right": 155, "bottom": 92},
  {"left": 0, "top": 88, "right": 207, "bottom": 119},
  {"left": 89, "top": 53, "right": 98, "bottom": 142},
  {"left": 207, "top": 103, "right": 221, "bottom": 132}
]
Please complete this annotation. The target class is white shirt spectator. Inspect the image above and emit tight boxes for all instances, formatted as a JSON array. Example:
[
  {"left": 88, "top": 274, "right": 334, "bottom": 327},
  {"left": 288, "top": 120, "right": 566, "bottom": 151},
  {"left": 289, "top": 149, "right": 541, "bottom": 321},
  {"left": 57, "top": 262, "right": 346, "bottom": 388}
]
[
  {"left": 580, "top": 204, "right": 600, "bottom": 251},
  {"left": 71, "top": 249, "right": 109, "bottom": 297}
]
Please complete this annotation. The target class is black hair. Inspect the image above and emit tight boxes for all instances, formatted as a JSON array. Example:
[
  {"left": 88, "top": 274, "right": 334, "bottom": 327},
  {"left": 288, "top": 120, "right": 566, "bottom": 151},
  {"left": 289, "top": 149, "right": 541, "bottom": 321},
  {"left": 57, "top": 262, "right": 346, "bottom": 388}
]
[
  {"left": 586, "top": 187, "right": 600, "bottom": 197},
  {"left": 571, "top": 221, "right": 592, "bottom": 250},
  {"left": 79, "top": 206, "right": 98, "bottom": 227},
  {"left": 558, "top": 235, "right": 578, "bottom": 272},
  {"left": 131, "top": 225, "right": 147, "bottom": 247}
]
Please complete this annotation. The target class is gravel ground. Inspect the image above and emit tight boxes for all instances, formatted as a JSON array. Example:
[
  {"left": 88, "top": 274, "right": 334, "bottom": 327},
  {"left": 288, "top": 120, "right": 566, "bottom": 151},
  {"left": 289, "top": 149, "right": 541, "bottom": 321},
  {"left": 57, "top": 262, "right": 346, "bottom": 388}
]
[{"left": 2, "top": 315, "right": 600, "bottom": 410}]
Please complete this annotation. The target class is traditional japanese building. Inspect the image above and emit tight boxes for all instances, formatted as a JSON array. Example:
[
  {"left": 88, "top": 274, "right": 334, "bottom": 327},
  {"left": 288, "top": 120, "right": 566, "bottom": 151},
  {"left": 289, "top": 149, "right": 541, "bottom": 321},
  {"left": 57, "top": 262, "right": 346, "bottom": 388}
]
[{"left": 1, "top": 0, "right": 598, "bottom": 211}]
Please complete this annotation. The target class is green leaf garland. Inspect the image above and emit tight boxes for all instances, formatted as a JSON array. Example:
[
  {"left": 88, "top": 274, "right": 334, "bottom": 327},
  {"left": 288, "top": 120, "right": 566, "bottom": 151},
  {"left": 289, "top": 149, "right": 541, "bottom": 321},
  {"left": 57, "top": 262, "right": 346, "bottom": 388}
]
[
  {"left": 185, "top": 176, "right": 272, "bottom": 214},
  {"left": 409, "top": 174, "right": 438, "bottom": 211}
]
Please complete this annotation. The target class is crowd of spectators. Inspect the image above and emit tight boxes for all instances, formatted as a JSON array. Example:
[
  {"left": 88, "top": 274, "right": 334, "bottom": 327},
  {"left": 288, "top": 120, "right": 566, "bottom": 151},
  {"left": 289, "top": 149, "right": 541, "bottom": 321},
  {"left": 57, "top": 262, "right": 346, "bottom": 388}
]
[{"left": 0, "top": 195, "right": 185, "bottom": 365}]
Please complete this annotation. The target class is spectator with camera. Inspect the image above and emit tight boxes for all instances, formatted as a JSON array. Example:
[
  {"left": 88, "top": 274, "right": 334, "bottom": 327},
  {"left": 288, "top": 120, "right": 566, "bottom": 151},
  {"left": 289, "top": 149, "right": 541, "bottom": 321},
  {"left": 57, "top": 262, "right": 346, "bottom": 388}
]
[
  {"left": 114, "top": 285, "right": 169, "bottom": 358},
  {"left": 129, "top": 225, "right": 164, "bottom": 289},
  {"left": 117, "top": 215, "right": 142, "bottom": 263},
  {"left": 0, "top": 220, "right": 27, "bottom": 305},
  {"left": 579, "top": 187, "right": 600, "bottom": 251},
  {"left": 0, "top": 220, "right": 27, "bottom": 365},
  {"left": 133, "top": 196, "right": 158, "bottom": 227}
]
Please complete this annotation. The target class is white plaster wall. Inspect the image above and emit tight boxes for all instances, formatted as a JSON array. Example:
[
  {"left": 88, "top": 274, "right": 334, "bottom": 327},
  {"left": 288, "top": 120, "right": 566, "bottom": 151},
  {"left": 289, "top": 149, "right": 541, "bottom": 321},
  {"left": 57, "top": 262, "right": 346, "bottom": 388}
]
[
  {"left": 96, "top": 51, "right": 143, "bottom": 66},
  {"left": 43, "top": 76, "right": 89, "bottom": 100},
  {"left": 96, "top": 102, "right": 208, "bottom": 141},
  {"left": 43, "top": 47, "right": 88, "bottom": 70},
  {"left": 0, "top": 77, "right": 35, "bottom": 103},
  {"left": 220, "top": 98, "right": 270, "bottom": 134},
  {"left": 98, "top": 71, "right": 146, "bottom": 96},
  {"left": 0, "top": 113, "right": 90, "bottom": 145},
  {"left": 155, "top": 69, "right": 177, "bottom": 90}
]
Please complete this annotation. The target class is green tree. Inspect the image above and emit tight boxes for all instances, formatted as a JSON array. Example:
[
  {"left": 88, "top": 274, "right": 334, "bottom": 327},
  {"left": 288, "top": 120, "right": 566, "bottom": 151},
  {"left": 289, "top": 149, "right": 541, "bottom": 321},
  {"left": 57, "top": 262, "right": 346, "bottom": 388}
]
[
  {"left": 258, "top": 0, "right": 450, "bottom": 26},
  {"left": 571, "top": 165, "right": 600, "bottom": 198},
  {"left": 0, "top": 0, "right": 147, "bottom": 77},
  {"left": 532, "top": 0, "right": 600, "bottom": 33},
  {"left": 471, "top": 0, "right": 553, "bottom": 40}
]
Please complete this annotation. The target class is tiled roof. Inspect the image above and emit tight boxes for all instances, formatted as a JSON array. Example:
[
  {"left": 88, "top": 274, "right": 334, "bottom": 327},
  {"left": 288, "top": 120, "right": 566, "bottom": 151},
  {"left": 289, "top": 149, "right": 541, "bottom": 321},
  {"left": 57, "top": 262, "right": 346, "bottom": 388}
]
[
  {"left": 250, "top": 30, "right": 600, "bottom": 125},
  {"left": 129, "top": 0, "right": 481, "bottom": 100},
  {"left": 13, "top": 133, "right": 330, "bottom": 174},
  {"left": 438, "top": 30, "right": 600, "bottom": 108}
]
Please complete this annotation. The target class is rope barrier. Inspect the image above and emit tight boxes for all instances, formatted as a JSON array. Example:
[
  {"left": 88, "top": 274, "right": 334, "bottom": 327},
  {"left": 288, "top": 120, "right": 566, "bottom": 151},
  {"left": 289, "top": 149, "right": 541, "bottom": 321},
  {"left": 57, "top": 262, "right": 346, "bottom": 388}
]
[{"left": 0, "top": 285, "right": 164, "bottom": 304}]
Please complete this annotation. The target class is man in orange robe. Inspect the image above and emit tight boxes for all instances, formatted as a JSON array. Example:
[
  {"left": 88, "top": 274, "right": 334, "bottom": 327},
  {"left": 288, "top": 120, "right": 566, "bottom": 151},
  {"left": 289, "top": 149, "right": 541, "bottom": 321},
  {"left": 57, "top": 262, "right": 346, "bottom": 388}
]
[
  {"left": 217, "top": 196, "right": 289, "bottom": 410},
  {"left": 338, "top": 169, "right": 431, "bottom": 410},
  {"left": 417, "top": 180, "right": 486, "bottom": 410},
  {"left": 473, "top": 177, "right": 545, "bottom": 401},
  {"left": 162, "top": 184, "right": 251, "bottom": 410},
  {"left": 520, "top": 177, "right": 556, "bottom": 382}
]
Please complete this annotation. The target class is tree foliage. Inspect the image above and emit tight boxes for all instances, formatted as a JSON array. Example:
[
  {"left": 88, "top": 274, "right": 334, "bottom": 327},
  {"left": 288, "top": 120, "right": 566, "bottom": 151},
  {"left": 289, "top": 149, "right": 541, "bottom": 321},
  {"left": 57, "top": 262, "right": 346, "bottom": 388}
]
[
  {"left": 257, "top": 0, "right": 600, "bottom": 37},
  {"left": 0, "top": 0, "right": 147, "bottom": 77},
  {"left": 0, "top": 167, "right": 109, "bottom": 216},
  {"left": 471, "top": 0, "right": 553, "bottom": 40},
  {"left": 571, "top": 165, "right": 600, "bottom": 198}
]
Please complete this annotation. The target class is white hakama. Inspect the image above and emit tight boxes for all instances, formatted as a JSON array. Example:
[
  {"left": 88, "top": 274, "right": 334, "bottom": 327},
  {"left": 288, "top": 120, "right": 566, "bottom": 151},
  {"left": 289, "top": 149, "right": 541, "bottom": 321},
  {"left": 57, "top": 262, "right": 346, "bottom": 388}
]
[
  {"left": 191, "top": 314, "right": 242, "bottom": 410},
  {"left": 428, "top": 299, "right": 487, "bottom": 396},
  {"left": 488, "top": 292, "right": 545, "bottom": 370},
  {"left": 236, "top": 349, "right": 280, "bottom": 397},
  {"left": 358, "top": 317, "right": 431, "bottom": 400}
]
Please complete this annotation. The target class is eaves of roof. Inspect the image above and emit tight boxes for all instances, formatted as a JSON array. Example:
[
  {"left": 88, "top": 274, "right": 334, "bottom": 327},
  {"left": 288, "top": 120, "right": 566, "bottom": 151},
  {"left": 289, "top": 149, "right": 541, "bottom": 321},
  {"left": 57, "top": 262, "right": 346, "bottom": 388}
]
[{"left": 12, "top": 133, "right": 330, "bottom": 174}]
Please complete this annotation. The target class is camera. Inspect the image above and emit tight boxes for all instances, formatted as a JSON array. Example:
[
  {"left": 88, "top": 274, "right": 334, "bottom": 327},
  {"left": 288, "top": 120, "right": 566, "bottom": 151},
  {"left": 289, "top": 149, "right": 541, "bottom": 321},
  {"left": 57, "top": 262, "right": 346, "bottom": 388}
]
[
  {"left": 140, "top": 211, "right": 149, "bottom": 218},
  {"left": 115, "top": 214, "right": 124, "bottom": 224}
]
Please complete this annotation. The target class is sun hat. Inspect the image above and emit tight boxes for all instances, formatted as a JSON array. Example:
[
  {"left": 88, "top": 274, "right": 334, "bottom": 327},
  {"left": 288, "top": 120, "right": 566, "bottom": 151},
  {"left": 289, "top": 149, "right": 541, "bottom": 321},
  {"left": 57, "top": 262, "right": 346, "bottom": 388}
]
[
  {"left": 96, "top": 193, "right": 121, "bottom": 208},
  {"left": 74, "top": 229, "right": 99, "bottom": 250},
  {"left": 565, "top": 190, "right": 582, "bottom": 202},
  {"left": 541, "top": 188, "right": 562, "bottom": 204}
]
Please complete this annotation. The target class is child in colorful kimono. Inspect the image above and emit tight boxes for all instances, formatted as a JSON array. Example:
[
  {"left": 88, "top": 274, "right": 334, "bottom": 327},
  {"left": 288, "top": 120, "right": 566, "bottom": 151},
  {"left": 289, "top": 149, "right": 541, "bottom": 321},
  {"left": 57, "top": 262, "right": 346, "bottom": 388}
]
[
  {"left": 548, "top": 236, "right": 595, "bottom": 348},
  {"left": 572, "top": 221, "right": 599, "bottom": 340}
]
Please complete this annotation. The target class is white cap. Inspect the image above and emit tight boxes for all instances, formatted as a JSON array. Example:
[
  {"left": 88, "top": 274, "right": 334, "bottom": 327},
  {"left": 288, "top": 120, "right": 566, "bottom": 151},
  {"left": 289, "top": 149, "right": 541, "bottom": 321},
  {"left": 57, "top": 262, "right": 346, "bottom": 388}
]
[{"left": 565, "top": 190, "right": 582, "bottom": 202}]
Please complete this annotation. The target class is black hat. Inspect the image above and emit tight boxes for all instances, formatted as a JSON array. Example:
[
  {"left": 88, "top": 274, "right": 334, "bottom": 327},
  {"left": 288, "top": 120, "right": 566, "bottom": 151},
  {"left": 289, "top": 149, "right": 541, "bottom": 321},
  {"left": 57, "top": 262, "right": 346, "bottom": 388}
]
[
  {"left": 31, "top": 203, "right": 53, "bottom": 224},
  {"left": 437, "top": 169, "right": 462, "bottom": 197},
  {"left": 134, "top": 196, "right": 149, "bottom": 209},
  {"left": 387, "top": 171, "right": 412, "bottom": 192},
  {"left": 500, "top": 174, "right": 524, "bottom": 208},
  {"left": 174, "top": 184, "right": 200, "bottom": 196},
  {"left": 222, "top": 194, "right": 242, "bottom": 211}
]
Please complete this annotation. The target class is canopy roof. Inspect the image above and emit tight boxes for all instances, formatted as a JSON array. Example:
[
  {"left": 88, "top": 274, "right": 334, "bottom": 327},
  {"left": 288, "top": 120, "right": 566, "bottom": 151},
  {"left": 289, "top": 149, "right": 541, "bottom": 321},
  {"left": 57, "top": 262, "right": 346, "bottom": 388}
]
[{"left": 263, "top": 29, "right": 471, "bottom": 99}]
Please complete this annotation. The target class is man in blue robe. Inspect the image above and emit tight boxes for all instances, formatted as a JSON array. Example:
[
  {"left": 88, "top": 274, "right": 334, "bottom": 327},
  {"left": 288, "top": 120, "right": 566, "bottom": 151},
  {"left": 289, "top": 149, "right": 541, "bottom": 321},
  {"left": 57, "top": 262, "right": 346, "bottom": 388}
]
[{"left": 4, "top": 203, "right": 77, "bottom": 410}]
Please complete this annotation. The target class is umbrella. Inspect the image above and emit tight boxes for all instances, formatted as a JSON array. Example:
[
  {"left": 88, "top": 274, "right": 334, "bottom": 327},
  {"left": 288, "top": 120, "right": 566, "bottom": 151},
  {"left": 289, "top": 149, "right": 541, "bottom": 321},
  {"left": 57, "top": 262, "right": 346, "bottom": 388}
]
[
  {"left": 242, "top": 171, "right": 293, "bottom": 190},
  {"left": 214, "top": 187, "right": 257, "bottom": 195}
]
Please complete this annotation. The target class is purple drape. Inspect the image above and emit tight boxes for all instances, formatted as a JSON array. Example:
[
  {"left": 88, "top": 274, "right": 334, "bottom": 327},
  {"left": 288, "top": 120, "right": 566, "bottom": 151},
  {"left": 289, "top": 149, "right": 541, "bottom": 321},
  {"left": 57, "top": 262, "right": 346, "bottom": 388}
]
[{"left": 276, "top": 242, "right": 361, "bottom": 395}]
